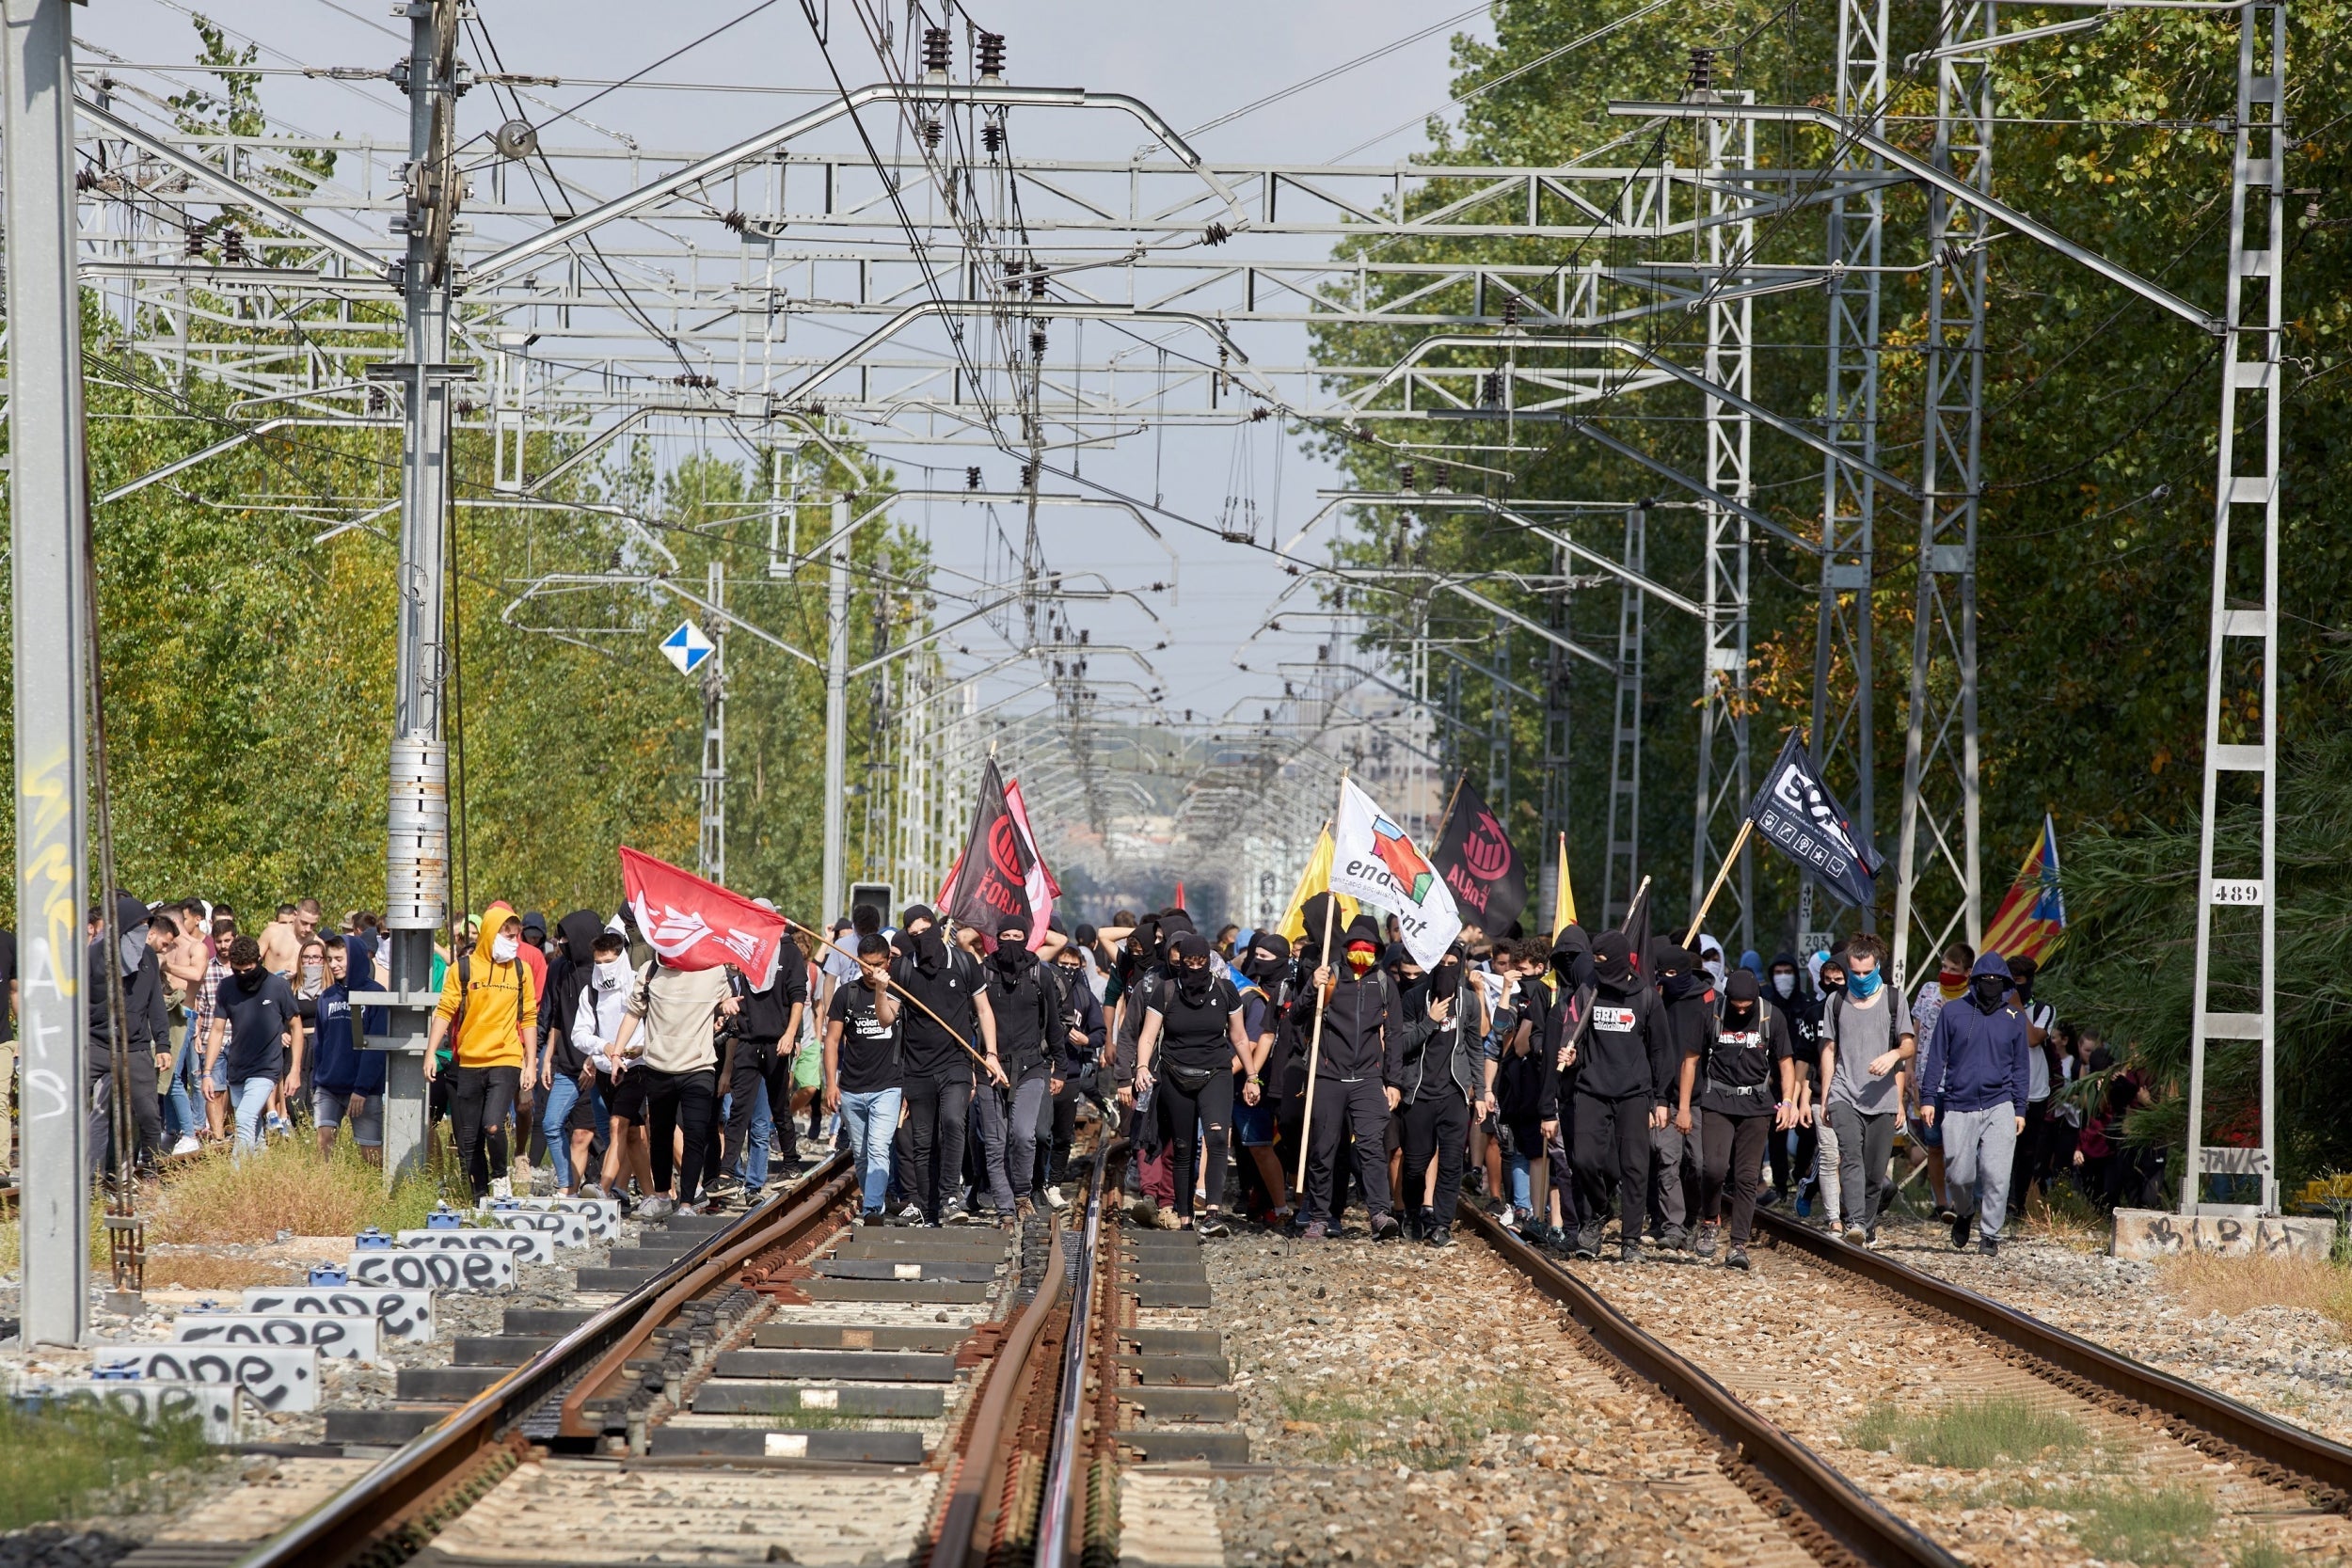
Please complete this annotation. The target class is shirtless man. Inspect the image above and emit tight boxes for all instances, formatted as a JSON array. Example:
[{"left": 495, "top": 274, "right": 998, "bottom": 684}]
[{"left": 258, "top": 901, "right": 313, "bottom": 977}]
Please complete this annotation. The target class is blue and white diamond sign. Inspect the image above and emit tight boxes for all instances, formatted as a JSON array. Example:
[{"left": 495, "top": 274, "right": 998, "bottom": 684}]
[{"left": 660, "top": 620, "right": 715, "bottom": 675}]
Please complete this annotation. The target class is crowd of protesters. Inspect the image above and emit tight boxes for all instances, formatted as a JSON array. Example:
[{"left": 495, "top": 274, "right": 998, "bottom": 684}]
[{"left": 0, "top": 890, "right": 2168, "bottom": 1251}]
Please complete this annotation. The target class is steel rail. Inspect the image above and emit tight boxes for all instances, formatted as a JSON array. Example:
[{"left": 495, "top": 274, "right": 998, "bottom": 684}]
[
  {"left": 1459, "top": 1204, "right": 1963, "bottom": 1568},
  {"left": 1036, "top": 1140, "right": 1122, "bottom": 1568},
  {"left": 932, "top": 1182, "right": 1085, "bottom": 1566},
  {"left": 235, "top": 1152, "right": 854, "bottom": 1568},
  {"left": 1756, "top": 1210, "right": 2352, "bottom": 1507}
]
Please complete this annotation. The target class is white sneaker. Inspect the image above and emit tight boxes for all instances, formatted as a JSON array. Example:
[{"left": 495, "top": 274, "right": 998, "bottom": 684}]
[
  {"left": 1043, "top": 1187, "right": 1070, "bottom": 1212},
  {"left": 490, "top": 1177, "right": 513, "bottom": 1199},
  {"left": 169, "top": 1135, "right": 201, "bottom": 1157}
]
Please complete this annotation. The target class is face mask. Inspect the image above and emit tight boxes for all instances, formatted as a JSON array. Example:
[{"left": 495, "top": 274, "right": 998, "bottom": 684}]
[
  {"left": 1772, "top": 973, "right": 1795, "bottom": 998},
  {"left": 1848, "top": 968, "right": 1882, "bottom": 1000},
  {"left": 1178, "top": 961, "right": 1215, "bottom": 1002},
  {"left": 1974, "top": 974, "right": 2009, "bottom": 1010},
  {"left": 301, "top": 962, "right": 325, "bottom": 984},
  {"left": 492, "top": 933, "right": 519, "bottom": 963},
  {"left": 2013, "top": 978, "right": 2035, "bottom": 1004},
  {"left": 596, "top": 958, "right": 628, "bottom": 989},
  {"left": 1344, "top": 948, "right": 1375, "bottom": 975},
  {"left": 119, "top": 932, "right": 146, "bottom": 976},
  {"left": 1820, "top": 973, "right": 1848, "bottom": 996},
  {"left": 234, "top": 967, "right": 263, "bottom": 992}
]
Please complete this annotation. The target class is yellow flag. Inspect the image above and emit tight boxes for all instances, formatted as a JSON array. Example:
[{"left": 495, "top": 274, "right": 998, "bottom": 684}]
[
  {"left": 1277, "top": 827, "right": 1359, "bottom": 942},
  {"left": 1551, "top": 832, "right": 1577, "bottom": 937}
]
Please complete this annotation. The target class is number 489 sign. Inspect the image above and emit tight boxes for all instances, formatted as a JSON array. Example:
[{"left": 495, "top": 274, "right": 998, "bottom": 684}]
[{"left": 2210, "top": 879, "right": 2265, "bottom": 907}]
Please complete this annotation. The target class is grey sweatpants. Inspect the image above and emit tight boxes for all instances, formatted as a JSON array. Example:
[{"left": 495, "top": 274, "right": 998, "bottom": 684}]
[
  {"left": 978, "top": 1075, "right": 1053, "bottom": 1212},
  {"left": 1827, "top": 1101, "right": 1896, "bottom": 1233},
  {"left": 1942, "top": 1101, "right": 2020, "bottom": 1242},
  {"left": 1648, "top": 1122, "right": 1692, "bottom": 1230}
]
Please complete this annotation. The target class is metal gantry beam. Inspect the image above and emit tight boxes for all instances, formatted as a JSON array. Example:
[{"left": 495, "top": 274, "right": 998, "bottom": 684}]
[
  {"left": 1807, "top": 0, "right": 1891, "bottom": 944},
  {"left": 1892, "top": 0, "right": 1996, "bottom": 990},
  {"left": 2183, "top": 2, "right": 2286, "bottom": 1218},
  {"left": 1690, "top": 86, "right": 1756, "bottom": 957}
]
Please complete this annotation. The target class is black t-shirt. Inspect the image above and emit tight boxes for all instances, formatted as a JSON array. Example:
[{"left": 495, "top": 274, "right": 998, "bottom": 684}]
[
  {"left": 1155, "top": 975, "right": 1242, "bottom": 1070},
  {"left": 890, "top": 944, "right": 980, "bottom": 1081},
  {"left": 827, "top": 982, "right": 899, "bottom": 1094},
  {"left": 215, "top": 969, "right": 298, "bottom": 1084},
  {"left": 983, "top": 960, "right": 1056, "bottom": 1082},
  {"left": 1700, "top": 1005, "right": 1791, "bottom": 1117}
]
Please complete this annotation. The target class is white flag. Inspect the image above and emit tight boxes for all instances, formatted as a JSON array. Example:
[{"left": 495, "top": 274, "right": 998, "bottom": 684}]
[{"left": 1329, "top": 778, "right": 1463, "bottom": 968}]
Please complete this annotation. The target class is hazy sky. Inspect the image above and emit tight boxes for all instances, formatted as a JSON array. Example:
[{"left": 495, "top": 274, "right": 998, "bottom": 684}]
[{"left": 79, "top": 1, "right": 1495, "bottom": 731}]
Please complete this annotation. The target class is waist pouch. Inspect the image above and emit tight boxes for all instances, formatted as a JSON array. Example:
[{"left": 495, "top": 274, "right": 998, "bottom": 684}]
[{"left": 1162, "top": 1062, "right": 1217, "bottom": 1094}]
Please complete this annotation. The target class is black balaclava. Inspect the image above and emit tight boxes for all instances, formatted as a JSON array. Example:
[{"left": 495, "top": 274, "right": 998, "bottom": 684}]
[
  {"left": 1724, "top": 967, "right": 1760, "bottom": 1024},
  {"left": 2010, "top": 957, "right": 2038, "bottom": 1005},
  {"left": 1658, "top": 945, "right": 1705, "bottom": 1003},
  {"left": 1972, "top": 970, "right": 2009, "bottom": 1013},
  {"left": 1170, "top": 931, "right": 1216, "bottom": 1006},
  {"left": 1379, "top": 941, "right": 1413, "bottom": 976},
  {"left": 558, "top": 910, "right": 604, "bottom": 968},
  {"left": 993, "top": 924, "right": 1035, "bottom": 977},
  {"left": 901, "top": 904, "right": 945, "bottom": 975},
  {"left": 1243, "top": 932, "right": 1291, "bottom": 985},
  {"left": 1820, "top": 949, "right": 1849, "bottom": 997},
  {"left": 1431, "top": 944, "right": 1465, "bottom": 1001},
  {"left": 1592, "top": 930, "right": 1637, "bottom": 990}
]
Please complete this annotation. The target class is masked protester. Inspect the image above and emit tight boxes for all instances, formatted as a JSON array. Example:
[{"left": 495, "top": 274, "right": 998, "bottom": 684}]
[
  {"left": 1232, "top": 932, "right": 1295, "bottom": 1226},
  {"left": 889, "top": 904, "right": 1005, "bottom": 1226},
  {"left": 1817, "top": 934, "right": 1915, "bottom": 1246},
  {"left": 1114, "top": 910, "right": 1191, "bottom": 1227},
  {"left": 1529, "top": 927, "right": 1595, "bottom": 1243},
  {"left": 1041, "top": 940, "right": 1105, "bottom": 1207},
  {"left": 424, "top": 903, "right": 538, "bottom": 1202},
  {"left": 1567, "top": 930, "right": 1676, "bottom": 1263},
  {"left": 2005, "top": 953, "right": 2058, "bottom": 1211},
  {"left": 1906, "top": 942, "right": 1975, "bottom": 1219},
  {"left": 1396, "top": 943, "right": 1484, "bottom": 1245},
  {"left": 1646, "top": 944, "right": 1709, "bottom": 1251},
  {"left": 716, "top": 907, "right": 810, "bottom": 1200},
  {"left": 1680, "top": 970, "right": 1795, "bottom": 1268},
  {"left": 1809, "top": 947, "right": 1850, "bottom": 1231},
  {"left": 1761, "top": 951, "right": 1820, "bottom": 1210},
  {"left": 978, "top": 919, "right": 1063, "bottom": 1223},
  {"left": 1291, "top": 915, "right": 1406, "bottom": 1241},
  {"left": 1917, "top": 953, "right": 2032, "bottom": 1255},
  {"left": 1135, "top": 931, "right": 1250, "bottom": 1235}
]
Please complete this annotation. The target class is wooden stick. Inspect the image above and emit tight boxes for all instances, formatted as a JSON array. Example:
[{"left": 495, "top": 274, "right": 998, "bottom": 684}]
[
  {"left": 1685, "top": 818, "right": 1756, "bottom": 948},
  {"left": 787, "top": 917, "right": 1004, "bottom": 1085},
  {"left": 1293, "top": 869, "right": 1343, "bottom": 1194}
]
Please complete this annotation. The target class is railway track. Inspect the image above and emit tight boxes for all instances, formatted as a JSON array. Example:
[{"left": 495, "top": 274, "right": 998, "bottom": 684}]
[
  {"left": 112, "top": 1143, "right": 2352, "bottom": 1568},
  {"left": 101, "top": 1144, "right": 1114, "bottom": 1568}
]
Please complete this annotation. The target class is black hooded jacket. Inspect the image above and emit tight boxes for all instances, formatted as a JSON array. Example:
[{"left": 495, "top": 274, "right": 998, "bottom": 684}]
[
  {"left": 1398, "top": 958, "right": 1479, "bottom": 1104},
  {"left": 1576, "top": 935, "right": 1676, "bottom": 1106},
  {"left": 1286, "top": 915, "right": 1406, "bottom": 1083},
  {"left": 1762, "top": 949, "right": 1822, "bottom": 1069},
  {"left": 541, "top": 910, "right": 606, "bottom": 1073}
]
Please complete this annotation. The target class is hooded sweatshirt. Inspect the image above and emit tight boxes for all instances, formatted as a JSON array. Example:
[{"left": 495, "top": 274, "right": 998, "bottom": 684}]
[
  {"left": 1572, "top": 930, "right": 1674, "bottom": 1106},
  {"left": 433, "top": 901, "right": 536, "bottom": 1070},
  {"left": 1916, "top": 952, "right": 2030, "bottom": 1116},
  {"left": 1287, "top": 915, "right": 1405, "bottom": 1083},
  {"left": 1762, "top": 950, "right": 1821, "bottom": 1068},
  {"left": 542, "top": 910, "right": 606, "bottom": 1075}
]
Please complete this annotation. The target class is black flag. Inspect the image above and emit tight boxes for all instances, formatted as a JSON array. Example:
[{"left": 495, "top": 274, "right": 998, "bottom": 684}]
[
  {"left": 1430, "top": 777, "right": 1529, "bottom": 937},
  {"left": 1747, "top": 731, "right": 1880, "bottom": 908},
  {"left": 945, "top": 759, "right": 1035, "bottom": 939},
  {"left": 1620, "top": 878, "right": 1652, "bottom": 974}
]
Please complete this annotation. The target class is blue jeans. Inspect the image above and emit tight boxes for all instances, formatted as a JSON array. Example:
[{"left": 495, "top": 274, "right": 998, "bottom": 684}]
[
  {"left": 541, "top": 1073, "right": 606, "bottom": 1191},
  {"left": 735, "top": 1078, "right": 774, "bottom": 1188},
  {"left": 161, "top": 1022, "right": 202, "bottom": 1141},
  {"left": 839, "top": 1087, "right": 902, "bottom": 1213},
  {"left": 231, "top": 1076, "right": 278, "bottom": 1154}
]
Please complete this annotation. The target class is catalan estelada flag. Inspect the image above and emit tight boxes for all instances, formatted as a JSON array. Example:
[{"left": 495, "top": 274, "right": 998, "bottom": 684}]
[{"left": 1980, "top": 813, "right": 2068, "bottom": 964}]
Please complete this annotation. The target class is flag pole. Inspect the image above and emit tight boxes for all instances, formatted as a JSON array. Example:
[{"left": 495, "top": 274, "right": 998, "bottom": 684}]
[
  {"left": 1684, "top": 818, "right": 1756, "bottom": 947},
  {"left": 1432, "top": 769, "right": 1465, "bottom": 848},
  {"left": 1294, "top": 775, "right": 1348, "bottom": 1193},
  {"left": 786, "top": 917, "right": 1006, "bottom": 1085}
]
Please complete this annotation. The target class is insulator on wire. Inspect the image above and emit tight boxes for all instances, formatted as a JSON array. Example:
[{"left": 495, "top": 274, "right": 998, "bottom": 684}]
[
  {"left": 1028, "top": 267, "right": 1047, "bottom": 299},
  {"left": 1030, "top": 327, "right": 1048, "bottom": 359},
  {"left": 183, "top": 223, "right": 207, "bottom": 260},
  {"left": 1399, "top": 463, "right": 1417, "bottom": 491},
  {"left": 922, "top": 26, "right": 952, "bottom": 78},
  {"left": 966, "top": 466, "right": 982, "bottom": 490},
  {"left": 1502, "top": 293, "right": 1520, "bottom": 327},
  {"left": 976, "top": 32, "right": 1006, "bottom": 80},
  {"left": 1687, "top": 47, "right": 1717, "bottom": 95},
  {"left": 1481, "top": 371, "right": 1505, "bottom": 407},
  {"left": 220, "top": 227, "right": 246, "bottom": 263},
  {"left": 1020, "top": 461, "right": 1039, "bottom": 489},
  {"left": 921, "top": 119, "right": 943, "bottom": 150},
  {"left": 367, "top": 385, "right": 389, "bottom": 416},
  {"left": 981, "top": 122, "right": 1004, "bottom": 153}
]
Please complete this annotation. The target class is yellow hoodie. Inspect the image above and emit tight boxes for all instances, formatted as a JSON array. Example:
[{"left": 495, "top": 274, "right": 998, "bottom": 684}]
[{"left": 434, "top": 901, "right": 536, "bottom": 1069}]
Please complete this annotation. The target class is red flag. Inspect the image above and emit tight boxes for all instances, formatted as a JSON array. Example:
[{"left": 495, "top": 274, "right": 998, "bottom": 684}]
[
  {"left": 619, "top": 846, "right": 789, "bottom": 990},
  {"left": 1173, "top": 879, "right": 1186, "bottom": 911},
  {"left": 1003, "top": 778, "right": 1059, "bottom": 949},
  {"left": 944, "top": 760, "right": 1036, "bottom": 944}
]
